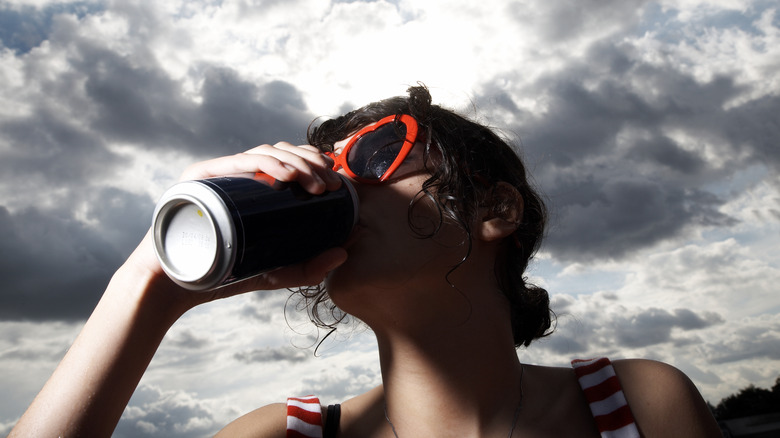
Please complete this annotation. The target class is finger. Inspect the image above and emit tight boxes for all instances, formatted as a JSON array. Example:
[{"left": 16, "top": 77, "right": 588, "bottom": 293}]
[
  {"left": 244, "top": 143, "right": 321, "bottom": 157},
  {"left": 179, "top": 150, "right": 297, "bottom": 182},
  {"left": 178, "top": 148, "right": 334, "bottom": 193},
  {"left": 190, "top": 144, "right": 339, "bottom": 194},
  {"left": 207, "top": 247, "right": 348, "bottom": 300},
  {"left": 254, "top": 247, "right": 348, "bottom": 290},
  {"left": 247, "top": 143, "right": 341, "bottom": 192}
]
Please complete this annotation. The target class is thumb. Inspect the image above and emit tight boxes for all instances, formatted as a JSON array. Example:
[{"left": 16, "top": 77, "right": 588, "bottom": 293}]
[
  {"left": 296, "top": 247, "right": 349, "bottom": 286},
  {"left": 243, "top": 247, "right": 348, "bottom": 292},
  {"left": 194, "top": 248, "right": 348, "bottom": 301}
]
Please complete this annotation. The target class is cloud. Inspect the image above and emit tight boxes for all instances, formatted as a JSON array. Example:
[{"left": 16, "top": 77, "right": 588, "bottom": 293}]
[
  {"left": 0, "top": 183, "right": 153, "bottom": 320},
  {"left": 509, "top": 0, "right": 650, "bottom": 44},
  {"left": 299, "top": 363, "right": 382, "bottom": 403},
  {"left": 233, "top": 346, "right": 309, "bottom": 363},
  {"left": 545, "top": 293, "right": 725, "bottom": 353},
  {"left": 474, "top": 31, "right": 779, "bottom": 261},
  {"left": 2, "top": 10, "right": 313, "bottom": 157},
  {"left": 704, "top": 319, "right": 780, "bottom": 364},
  {"left": 0, "top": 320, "right": 83, "bottom": 429},
  {"left": 532, "top": 230, "right": 780, "bottom": 403},
  {"left": 0, "top": 107, "right": 120, "bottom": 186},
  {"left": 0, "top": 5, "right": 315, "bottom": 321},
  {"left": 619, "top": 238, "right": 780, "bottom": 319},
  {"left": 0, "top": 2, "right": 103, "bottom": 55},
  {"left": 0, "top": 205, "right": 120, "bottom": 320},
  {"left": 533, "top": 291, "right": 780, "bottom": 403},
  {"left": 116, "top": 384, "right": 219, "bottom": 438},
  {"left": 612, "top": 307, "right": 724, "bottom": 348},
  {"left": 168, "top": 330, "right": 211, "bottom": 350}
]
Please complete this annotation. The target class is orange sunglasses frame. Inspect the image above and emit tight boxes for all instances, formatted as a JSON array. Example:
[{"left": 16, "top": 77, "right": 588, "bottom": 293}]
[{"left": 327, "top": 114, "right": 419, "bottom": 184}]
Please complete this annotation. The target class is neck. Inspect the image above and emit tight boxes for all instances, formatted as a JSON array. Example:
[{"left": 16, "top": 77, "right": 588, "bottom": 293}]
[
  {"left": 337, "top": 240, "right": 526, "bottom": 436},
  {"left": 374, "top": 303, "right": 524, "bottom": 437}
]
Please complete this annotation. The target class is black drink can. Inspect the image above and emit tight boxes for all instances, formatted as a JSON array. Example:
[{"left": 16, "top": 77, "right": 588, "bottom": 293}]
[{"left": 152, "top": 174, "right": 358, "bottom": 291}]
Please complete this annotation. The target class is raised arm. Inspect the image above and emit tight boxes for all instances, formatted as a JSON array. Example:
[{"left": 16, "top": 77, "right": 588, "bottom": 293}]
[{"left": 9, "top": 143, "right": 347, "bottom": 437}]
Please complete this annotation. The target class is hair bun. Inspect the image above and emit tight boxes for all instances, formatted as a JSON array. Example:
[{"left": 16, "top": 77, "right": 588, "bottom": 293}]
[{"left": 407, "top": 84, "right": 432, "bottom": 122}]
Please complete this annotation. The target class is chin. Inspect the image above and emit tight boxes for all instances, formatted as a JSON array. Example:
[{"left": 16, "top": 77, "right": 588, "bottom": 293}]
[
  {"left": 324, "top": 258, "right": 389, "bottom": 312},
  {"left": 324, "top": 259, "right": 364, "bottom": 297},
  {"left": 322, "top": 273, "right": 359, "bottom": 317}
]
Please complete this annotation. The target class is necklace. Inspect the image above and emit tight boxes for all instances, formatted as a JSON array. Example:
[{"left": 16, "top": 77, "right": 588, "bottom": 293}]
[{"left": 384, "top": 364, "right": 525, "bottom": 438}]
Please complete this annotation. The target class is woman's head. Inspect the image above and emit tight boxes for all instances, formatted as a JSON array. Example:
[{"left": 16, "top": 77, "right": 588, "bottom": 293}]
[{"left": 299, "top": 85, "right": 552, "bottom": 347}]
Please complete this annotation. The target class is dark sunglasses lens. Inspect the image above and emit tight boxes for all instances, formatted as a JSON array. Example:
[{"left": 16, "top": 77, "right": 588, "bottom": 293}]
[{"left": 347, "top": 122, "right": 408, "bottom": 180}]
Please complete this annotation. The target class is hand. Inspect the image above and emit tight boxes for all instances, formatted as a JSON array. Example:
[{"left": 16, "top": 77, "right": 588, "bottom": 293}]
[
  {"left": 125, "top": 142, "right": 349, "bottom": 310},
  {"left": 180, "top": 142, "right": 343, "bottom": 193}
]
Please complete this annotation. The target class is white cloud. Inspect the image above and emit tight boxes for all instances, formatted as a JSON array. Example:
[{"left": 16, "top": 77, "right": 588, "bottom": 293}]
[
  {"left": 0, "top": 321, "right": 83, "bottom": 427},
  {"left": 529, "top": 228, "right": 780, "bottom": 403},
  {"left": 116, "top": 384, "right": 221, "bottom": 438}
]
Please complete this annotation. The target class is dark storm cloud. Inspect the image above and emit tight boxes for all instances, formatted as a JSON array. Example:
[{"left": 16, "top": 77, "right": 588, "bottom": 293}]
[
  {"left": 196, "top": 71, "right": 312, "bottom": 151},
  {"left": 3, "top": 8, "right": 313, "bottom": 159},
  {"left": 0, "top": 186, "right": 152, "bottom": 321},
  {"left": 543, "top": 303, "right": 725, "bottom": 355},
  {"left": 0, "top": 8, "right": 314, "bottom": 322},
  {"left": 476, "top": 39, "right": 779, "bottom": 261},
  {"left": 612, "top": 308, "right": 723, "bottom": 348},
  {"left": 724, "top": 94, "right": 780, "bottom": 169},
  {"left": 84, "top": 186, "right": 157, "bottom": 255},
  {"left": 625, "top": 135, "right": 706, "bottom": 174},
  {"left": 71, "top": 33, "right": 312, "bottom": 154},
  {"left": 0, "top": 205, "right": 118, "bottom": 320},
  {"left": 0, "top": 107, "right": 120, "bottom": 184}
]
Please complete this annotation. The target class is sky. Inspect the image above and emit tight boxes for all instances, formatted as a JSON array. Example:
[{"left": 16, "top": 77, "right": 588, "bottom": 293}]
[{"left": 0, "top": 0, "right": 779, "bottom": 435}]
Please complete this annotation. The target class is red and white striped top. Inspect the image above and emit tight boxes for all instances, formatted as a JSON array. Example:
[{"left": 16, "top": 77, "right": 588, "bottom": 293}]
[
  {"left": 286, "top": 395, "right": 323, "bottom": 438},
  {"left": 571, "top": 358, "right": 640, "bottom": 438}
]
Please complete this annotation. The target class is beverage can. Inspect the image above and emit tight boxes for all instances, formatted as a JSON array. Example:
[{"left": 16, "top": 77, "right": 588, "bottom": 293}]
[{"left": 152, "top": 174, "right": 358, "bottom": 290}]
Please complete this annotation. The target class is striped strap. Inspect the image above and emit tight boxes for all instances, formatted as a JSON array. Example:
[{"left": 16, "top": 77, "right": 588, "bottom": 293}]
[
  {"left": 572, "top": 358, "right": 640, "bottom": 438},
  {"left": 287, "top": 395, "right": 323, "bottom": 438}
]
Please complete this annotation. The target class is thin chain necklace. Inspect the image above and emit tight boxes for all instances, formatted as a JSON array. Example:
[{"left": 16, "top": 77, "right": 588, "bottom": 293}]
[{"left": 384, "top": 364, "right": 525, "bottom": 438}]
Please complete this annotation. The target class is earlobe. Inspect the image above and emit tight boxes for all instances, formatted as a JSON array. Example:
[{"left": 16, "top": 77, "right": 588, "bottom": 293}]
[
  {"left": 478, "top": 217, "right": 519, "bottom": 242},
  {"left": 476, "top": 182, "right": 524, "bottom": 242}
]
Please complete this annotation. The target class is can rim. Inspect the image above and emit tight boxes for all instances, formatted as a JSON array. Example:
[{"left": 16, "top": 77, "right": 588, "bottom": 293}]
[{"left": 151, "top": 181, "right": 237, "bottom": 290}]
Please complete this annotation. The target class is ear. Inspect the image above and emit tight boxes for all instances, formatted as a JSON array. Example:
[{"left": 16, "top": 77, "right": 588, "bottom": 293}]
[{"left": 476, "top": 182, "right": 524, "bottom": 242}]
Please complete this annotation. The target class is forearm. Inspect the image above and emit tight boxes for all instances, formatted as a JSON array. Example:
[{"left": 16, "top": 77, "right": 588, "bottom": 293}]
[
  {"left": 10, "top": 148, "right": 348, "bottom": 437},
  {"left": 10, "top": 263, "right": 188, "bottom": 437}
]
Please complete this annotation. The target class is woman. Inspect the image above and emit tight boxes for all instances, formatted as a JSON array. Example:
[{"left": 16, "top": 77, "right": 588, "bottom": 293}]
[{"left": 10, "top": 86, "right": 720, "bottom": 437}]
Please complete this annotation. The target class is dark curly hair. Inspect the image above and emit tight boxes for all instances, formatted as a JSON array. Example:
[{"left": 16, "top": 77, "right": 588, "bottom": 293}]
[{"left": 295, "top": 85, "right": 552, "bottom": 348}]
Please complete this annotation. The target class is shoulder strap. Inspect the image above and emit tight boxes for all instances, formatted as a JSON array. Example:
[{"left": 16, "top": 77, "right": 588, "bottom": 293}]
[
  {"left": 286, "top": 395, "right": 323, "bottom": 438},
  {"left": 323, "top": 404, "right": 341, "bottom": 438},
  {"left": 571, "top": 358, "right": 640, "bottom": 438}
]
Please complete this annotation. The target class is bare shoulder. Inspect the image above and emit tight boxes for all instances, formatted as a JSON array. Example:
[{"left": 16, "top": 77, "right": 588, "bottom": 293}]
[
  {"left": 338, "top": 385, "right": 386, "bottom": 438},
  {"left": 214, "top": 402, "right": 287, "bottom": 438},
  {"left": 612, "top": 359, "right": 721, "bottom": 437}
]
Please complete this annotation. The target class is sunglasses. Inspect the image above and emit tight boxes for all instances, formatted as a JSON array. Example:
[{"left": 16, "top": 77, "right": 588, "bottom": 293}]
[{"left": 327, "top": 114, "right": 419, "bottom": 184}]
